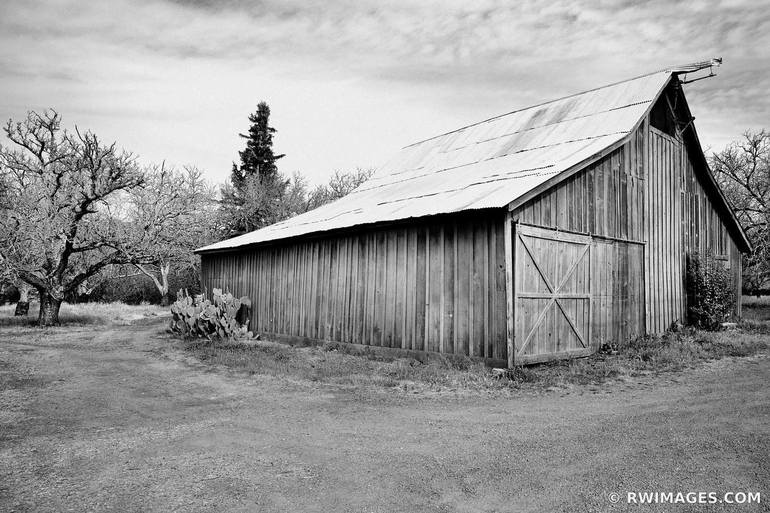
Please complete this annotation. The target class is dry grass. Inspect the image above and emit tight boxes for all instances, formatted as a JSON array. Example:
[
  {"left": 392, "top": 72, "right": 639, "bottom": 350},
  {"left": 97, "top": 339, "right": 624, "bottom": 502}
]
[
  {"left": 185, "top": 339, "right": 509, "bottom": 393},
  {"left": 742, "top": 294, "right": 770, "bottom": 321},
  {"left": 182, "top": 324, "right": 769, "bottom": 394},
  {"left": 741, "top": 294, "right": 770, "bottom": 307},
  {"left": 527, "top": 327, "right": 768, "bottom": 387},
  {"left": 0, "top": 301, "right": 168, "bottom": 328}
]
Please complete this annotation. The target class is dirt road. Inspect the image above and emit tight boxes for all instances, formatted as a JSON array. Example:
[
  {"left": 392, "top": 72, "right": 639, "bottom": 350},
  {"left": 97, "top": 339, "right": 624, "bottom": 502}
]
[{"left": 1, "top": 320, "right": 768, "bottom": 512}]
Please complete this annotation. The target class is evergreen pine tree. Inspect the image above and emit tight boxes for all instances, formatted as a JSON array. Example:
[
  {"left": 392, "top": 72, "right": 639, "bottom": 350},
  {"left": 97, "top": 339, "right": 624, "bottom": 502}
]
[
  {"left": 222, "top": 102, "right": 288, "bottom": 236},
  {"left": 231, "top": 102, "right": 285, "bottom": 192}
]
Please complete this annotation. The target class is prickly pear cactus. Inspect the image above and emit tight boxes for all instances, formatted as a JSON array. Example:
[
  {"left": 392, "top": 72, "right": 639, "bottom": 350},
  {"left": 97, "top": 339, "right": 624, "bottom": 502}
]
[{"left": 169, "top": 288, "right": 254, "bottom": 341}]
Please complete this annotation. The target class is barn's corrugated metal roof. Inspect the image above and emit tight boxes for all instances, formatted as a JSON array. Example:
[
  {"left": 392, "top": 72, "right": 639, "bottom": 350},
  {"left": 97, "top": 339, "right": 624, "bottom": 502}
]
[{"left": 198, "top": 71, "right": 672, "bottom": 253}]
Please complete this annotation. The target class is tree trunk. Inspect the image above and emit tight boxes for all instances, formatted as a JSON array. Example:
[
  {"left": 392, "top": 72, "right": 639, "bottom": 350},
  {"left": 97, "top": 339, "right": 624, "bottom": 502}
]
[
  {"left": 18, "top": 282, "right": 30, "bottom": 302},
  {"left": 14, "top": 282, "right": 31, "bottom": 316},
  {"left": 159, "top": 263, "right": 170, "bottom": 307},
  {"left": 38, "top": 291, "right": 62, "bottom": 326},
  {"left": 135, "top": 262, "right": 171, "bottom": 306},
  {"left": 14, "top": 302, "right": 30, "bottom": 316}
]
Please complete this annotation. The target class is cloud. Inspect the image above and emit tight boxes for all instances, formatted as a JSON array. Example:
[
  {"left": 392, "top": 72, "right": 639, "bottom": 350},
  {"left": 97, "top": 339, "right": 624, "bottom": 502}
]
[{"left": 1, "top": 0, "right": 768, "bottom": 183}]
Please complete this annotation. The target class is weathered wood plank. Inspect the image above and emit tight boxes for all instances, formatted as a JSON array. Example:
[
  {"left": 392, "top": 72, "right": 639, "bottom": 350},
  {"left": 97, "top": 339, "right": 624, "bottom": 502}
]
[
  {"left": 456, "top": 222, "right": 471, "bottom": 356},
  {"left": 472, "top": 223, "right": 485, "bottom": 357},
  {"left": 398, "top": 229, "right": 408, "bottom": 350},
  {"left": 504, "top": 214, "right": 514, "bottom": 368},
  {"left": 442, "top": 224, "right": 454, "bottom": 353},
  {"left": 416, "top": 226, "right": 427, "bottom": 352},
  {"left": 482, "top": 223, "right": 490, "bottom": 358}
]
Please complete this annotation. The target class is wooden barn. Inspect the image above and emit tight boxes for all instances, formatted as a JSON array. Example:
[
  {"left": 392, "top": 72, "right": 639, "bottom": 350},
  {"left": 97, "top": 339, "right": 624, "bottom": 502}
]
[{"left": 197, "top": 63, "right": 750, "bottom": 367}]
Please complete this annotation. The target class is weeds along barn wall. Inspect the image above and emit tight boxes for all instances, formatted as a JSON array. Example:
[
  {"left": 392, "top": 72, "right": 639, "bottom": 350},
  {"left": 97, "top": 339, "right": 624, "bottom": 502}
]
[{"left": 201, "top": 211, "right": 510, "bottom": 363}]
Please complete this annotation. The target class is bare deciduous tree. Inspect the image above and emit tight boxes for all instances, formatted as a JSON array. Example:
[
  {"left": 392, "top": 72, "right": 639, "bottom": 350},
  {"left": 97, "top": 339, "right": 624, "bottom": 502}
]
[
  {"left": 126, "top": 165, "right": 216, "bottom": 305},
  {"left": 711, "top": 130, "right": 770, "bottom": 293},
  {"left": 306, "top": 167, "right": 374, "bottom": 210},
  {"left": 0, "top": 110, "right": 143, "bottom": 325}
]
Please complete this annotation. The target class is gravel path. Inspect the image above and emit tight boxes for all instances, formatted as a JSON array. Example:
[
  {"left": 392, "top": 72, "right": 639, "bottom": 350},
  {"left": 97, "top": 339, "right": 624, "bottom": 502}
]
[{"left": 1, "top": 320, "right": 768, "bottom": 512}]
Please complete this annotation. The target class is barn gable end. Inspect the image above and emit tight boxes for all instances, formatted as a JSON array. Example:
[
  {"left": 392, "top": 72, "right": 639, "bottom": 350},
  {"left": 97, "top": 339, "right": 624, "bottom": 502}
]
[
  {"left": 644, "top": 82, "right": 745, "bottom": 328},
  {"left": 508, "top": 80, "right": 745, "bottom": 359}
]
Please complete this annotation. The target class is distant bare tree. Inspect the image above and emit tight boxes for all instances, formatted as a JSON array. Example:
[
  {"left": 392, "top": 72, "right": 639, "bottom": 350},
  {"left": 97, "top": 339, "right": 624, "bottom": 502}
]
[
  {"left": 281, "top": 171, "right": 311, "bottom": 219},
  {"left": 126, "top": 165, "right": 216, "bottom": 305},
  {"left": 711, "top": 130, "right": 770, "bottom": 293},
  {"left": 307, "top": 167, "right": 374, "bottom": 210},
  {"left": 0, "top": 110, "right": 144, "bottom": 325}
]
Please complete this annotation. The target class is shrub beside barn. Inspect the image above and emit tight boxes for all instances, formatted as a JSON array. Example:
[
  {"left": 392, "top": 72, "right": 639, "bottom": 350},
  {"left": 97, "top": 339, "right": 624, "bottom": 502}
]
[{"left": 197, "top": 65, "right": 750, "bottom": 367}]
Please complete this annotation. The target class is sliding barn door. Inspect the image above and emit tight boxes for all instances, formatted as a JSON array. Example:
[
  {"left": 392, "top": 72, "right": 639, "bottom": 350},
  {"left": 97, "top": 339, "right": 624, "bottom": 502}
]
[{"left": 513, "top": 224, "right": 592, "bottom": 364}]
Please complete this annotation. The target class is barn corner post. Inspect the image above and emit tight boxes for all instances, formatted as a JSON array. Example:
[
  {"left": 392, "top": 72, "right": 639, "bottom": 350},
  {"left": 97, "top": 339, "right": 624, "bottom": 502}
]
[{"left": 504, "top": 213, "right": 515, "bottom": 368}]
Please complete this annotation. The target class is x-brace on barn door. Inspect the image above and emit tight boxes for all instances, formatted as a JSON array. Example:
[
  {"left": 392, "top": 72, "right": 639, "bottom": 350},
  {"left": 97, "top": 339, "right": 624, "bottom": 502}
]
[{"left": 513, "top": 224, "right": 593, "bottom": 364}]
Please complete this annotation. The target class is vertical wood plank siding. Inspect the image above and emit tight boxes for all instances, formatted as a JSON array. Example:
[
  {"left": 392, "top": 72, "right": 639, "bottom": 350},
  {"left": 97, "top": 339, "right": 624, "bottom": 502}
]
[
  {"left": 201, "top": 213, "right": 509, "bottom": 363},
  {"left": 513, "top": 132, "right": 646, "bottom": 242},
  {"left": 589, "top": 239, "right": 645, "bottom": 345},
  {"left": 645, "top": 126, "right": 684, "bottom": 332},
  {"left": 647, "top": 126, "right": 742, "bottom": 331}
]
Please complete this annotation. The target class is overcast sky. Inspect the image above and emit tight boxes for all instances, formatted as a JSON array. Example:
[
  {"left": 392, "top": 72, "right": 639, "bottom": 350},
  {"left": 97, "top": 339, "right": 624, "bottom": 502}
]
[{"left": 1, "top": 0, "right": 768, "bottom": 186}]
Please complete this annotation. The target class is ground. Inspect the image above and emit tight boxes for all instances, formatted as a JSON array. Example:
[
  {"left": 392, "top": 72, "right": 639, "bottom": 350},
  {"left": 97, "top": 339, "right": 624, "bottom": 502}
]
[{"left": 0, "top": 305, "right": 768, "bottom": 512}]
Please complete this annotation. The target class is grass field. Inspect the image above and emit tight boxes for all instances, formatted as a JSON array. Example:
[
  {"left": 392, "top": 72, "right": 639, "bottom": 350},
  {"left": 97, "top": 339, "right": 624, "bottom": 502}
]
[
  {"left": 742, "top": 294, "right": 770, "bottom": 321},
  {"left": 0, "top": 301, "right": 167, "bottom": 327}
]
